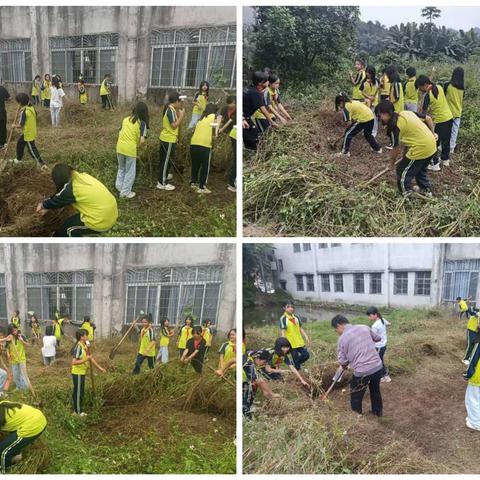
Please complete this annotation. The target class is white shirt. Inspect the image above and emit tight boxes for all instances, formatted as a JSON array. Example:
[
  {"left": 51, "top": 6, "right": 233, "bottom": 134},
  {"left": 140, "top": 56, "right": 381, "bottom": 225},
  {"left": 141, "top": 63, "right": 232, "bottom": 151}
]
[
  {"left": 50, "top": 87, "right": 65, "bottom": 108},
  {"left": 371, "top": 318, "right": 390, "bottom": 348},
  {"left": 42, "top": 335, "right": 57, "bottom": 357}
]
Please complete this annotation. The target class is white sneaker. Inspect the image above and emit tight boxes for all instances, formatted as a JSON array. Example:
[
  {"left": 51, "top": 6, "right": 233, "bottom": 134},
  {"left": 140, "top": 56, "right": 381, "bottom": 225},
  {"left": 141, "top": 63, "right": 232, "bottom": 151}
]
[
  {"left": 190, "top": 183, "right": 199, "bottom": 191},
  {"left": 385, "top": 144, "right": 393, "bottom": 150},
  {"left": 334, "top": 152, "right": 350, "bottom": 158},
  {"left": 227, "top": 185, "right": 236, "bottom": 193},
  {"left": 463, "top": 359, "right": 470, "bottom": 366},
  {"left": 442, "top": 159, "right": 450, "bottom": 167},
  {"left": 79, "top": 412, "right": 88, "bottom": 417},
  {"left": 374, "top": 148, "right": 383, "bottom": 154},
  {"left": 428, "top": 163, "right": 441, "bottom": 172},
  {"left": 197, "top": 187, "right": 212, "bottom": 194},
  {"left": 156, "top": 182, "right": 175, "bottom": 191},
  {"left": 121, "top": 192, "right": 136, "bottom": 199},
  {"left": 381, "top": 375, "right": 392, "bottom": 383},
  {"left": 167, "top": 174, "right": 173, "bottom": 180},
  {"left": 8, "top": 158, "right": 19, "bottom": 164},
  {"left": 466, "top": 418, "right": 480, "bottom": 431},
  {"left": 39, "top": 163, "right": 49, "bottom": 171}
]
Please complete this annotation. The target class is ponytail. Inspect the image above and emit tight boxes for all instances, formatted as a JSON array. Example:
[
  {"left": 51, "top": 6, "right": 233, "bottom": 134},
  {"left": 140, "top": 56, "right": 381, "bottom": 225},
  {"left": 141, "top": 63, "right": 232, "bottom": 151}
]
[{"left": 366, "top": 306, "right": 384, "bottom": 325}]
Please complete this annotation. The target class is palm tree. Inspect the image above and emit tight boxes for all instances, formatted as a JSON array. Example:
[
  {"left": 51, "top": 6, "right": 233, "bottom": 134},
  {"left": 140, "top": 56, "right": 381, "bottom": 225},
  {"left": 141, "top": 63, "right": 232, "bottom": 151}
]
[{"left": 421, "top": 7, "right": 441, "bottom": 25}]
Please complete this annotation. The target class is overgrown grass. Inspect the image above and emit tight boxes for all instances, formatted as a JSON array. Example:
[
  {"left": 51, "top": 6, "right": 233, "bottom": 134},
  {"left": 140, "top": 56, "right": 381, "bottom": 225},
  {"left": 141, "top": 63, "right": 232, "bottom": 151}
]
[{"left": 243, "top": 59, "right": 480, "bottom": 237}]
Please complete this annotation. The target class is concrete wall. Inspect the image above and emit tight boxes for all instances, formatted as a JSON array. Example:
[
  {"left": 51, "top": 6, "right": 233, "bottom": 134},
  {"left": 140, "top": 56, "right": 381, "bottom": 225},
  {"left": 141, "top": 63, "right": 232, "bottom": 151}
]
[
  {"left": 0, "top": 6, "right": 236, "bottom": 101},
  {"left": 445, "top": 244, "right": 480, "bottom": 261},
  {"left": 0, "top": 243, "right": 236, "bottom": 336}
]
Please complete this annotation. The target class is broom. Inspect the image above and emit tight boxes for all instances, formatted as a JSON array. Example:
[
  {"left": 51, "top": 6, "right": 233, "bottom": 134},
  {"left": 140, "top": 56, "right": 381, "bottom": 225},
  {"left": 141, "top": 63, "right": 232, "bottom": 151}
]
[
  {"left": 0, "top": 105, "right": 21, "bottom": 173},
  {"left": 109, "top": 310, "right": 144, "bottom": 360}
]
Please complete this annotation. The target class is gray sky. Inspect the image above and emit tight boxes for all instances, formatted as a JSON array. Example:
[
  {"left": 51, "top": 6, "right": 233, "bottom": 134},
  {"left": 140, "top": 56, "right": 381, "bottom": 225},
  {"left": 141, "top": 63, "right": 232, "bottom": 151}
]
[{"left": 360, "top": 6, "right": 480, "bottom": 30}]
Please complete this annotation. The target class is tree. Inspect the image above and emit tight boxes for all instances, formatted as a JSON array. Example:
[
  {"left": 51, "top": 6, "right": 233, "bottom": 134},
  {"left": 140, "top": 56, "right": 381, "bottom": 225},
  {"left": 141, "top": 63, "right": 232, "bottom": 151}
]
[{"left": 421, "top": 7, "right": 441, "bottom": 25}]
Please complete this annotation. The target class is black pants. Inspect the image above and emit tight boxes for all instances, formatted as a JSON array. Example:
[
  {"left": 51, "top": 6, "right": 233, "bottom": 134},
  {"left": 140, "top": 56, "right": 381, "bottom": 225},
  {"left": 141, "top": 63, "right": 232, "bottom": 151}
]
[
  {"left": 132, "top": 353, "right": 155, "bottom": 374},
  {"left": 254, "top": 118, "right": 269, "bottom": 136},
  {"left": 43, "top": 99, "right": 50, "bottom": 108},
  {"left": 101, "top": 95, "right": 113, "bottom": 109},
  {"left": 178, "top": 348, "right": 185, "bottom": 359},
  {"left": 243, "top": 382, "right": 255, "bottom": 418},
  {"left": 159, "top": 141, "right": 176, "bottom": 185},
  {"left": 0, "top": 429, "right": 45, "bottom": 473},
  {"left": 464, "top": 329, "right": 478, "bottom": 361},
  {"left": 32, "top": 95, "right": 40, "bottom": 105},
  {"left": 342, "top": 119, "right": 380, "bottom": 154},
  {"left": 432, "top": 119, "right": 453, "bottom": 165},
  {"left": 16, "top": 135, "right": 45, "bottom": 165},
  {"left": 377, "top": 346, "right": 388, "bottom": 376},
  {"left": 191, "top": 358, "right": 204, "bottom": 373},
  {"left": 72, "top": 373, "right": 86, "bottom": 414},
  {"left": 243, "top": 120, "right": 259, "bottom": 151},
  {"left": 396, "top": 156, "right": 433, "bottom": 195},
  {"left": 54, "top": 213, "right": 98, "bottom": 237},
  {"left": 350, "top": 368, "right": 383, "bottom": 416},
  {"left": 228, "top": 138, "right": 236, "bottom": 187},
  {"left": 0, "top": 115, "right": 6, "bottom": 145},
  {"left": 190, "top": 145, "right": 211, "bottom": 189},
  {"left": 291, "top": 346, "right": 310, "bottom": 370}
]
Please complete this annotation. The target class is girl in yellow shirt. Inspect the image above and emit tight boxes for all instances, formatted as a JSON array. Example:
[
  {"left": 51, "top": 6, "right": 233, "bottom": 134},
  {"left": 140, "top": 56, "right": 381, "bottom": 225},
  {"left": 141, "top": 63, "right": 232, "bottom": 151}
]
[
  {"left": 177, "top": 316, "right": 193, "bottom": 358},
  {"left": 156, "top": 318, "right": 174, "bottom": 364},
  {"left": 189, "top": 81, "right": 210, "bottom": 128},
  {"left": 217, "top": 328, "right": 236, "bottom": 374},
  {"left": 201, "top": 319, "right": 214, "bottom": 360},
  {"left": 132, "top": 316, "right": 156, "bottom": 374},
  {"left": 0, "top": 325, "right": 29, "bottom": 391},
  {"left": 445, "top": 67, "right": 465, "bottom": 153}
]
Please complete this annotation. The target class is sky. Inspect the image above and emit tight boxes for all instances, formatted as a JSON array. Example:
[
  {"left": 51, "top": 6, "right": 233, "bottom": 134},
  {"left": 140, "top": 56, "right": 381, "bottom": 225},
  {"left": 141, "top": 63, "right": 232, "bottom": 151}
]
[{"left": 360, "top": 6, "right": 480, "bottom": 30}]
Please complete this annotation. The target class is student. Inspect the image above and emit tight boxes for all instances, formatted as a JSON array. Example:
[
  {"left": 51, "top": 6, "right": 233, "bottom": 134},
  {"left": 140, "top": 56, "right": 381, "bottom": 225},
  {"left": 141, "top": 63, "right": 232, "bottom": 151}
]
[
  {"left": 217, "top": 96, "right": 237, "bottom": 192},
  {"left": 157, "top": 92, "right": 185, "bottom": 191},
  {"left": 201, "top": 319, "right": 214, "bottom": 360},
  {"left": 379, "top": 68, "right": 391, "bottom": 101},
  {"left": 50, "top": 76, "right": 66, "bottom": 127},
  {"left": 116, "top": 102, "right": 149, "bottom": 199},
  {"left": 190, "top": 103, "right": 218, "bottom": 194},
  {"left": 268, "top": 74, "right": 292, "bottom": 122},
  {"left": 376, "top": 100, "right": 437, "bottom": 198},
  {"left": 334, "top": 92, "right": 382, "bottom": 157},
  {"left": 181, "top": 326, "right": 207, "bottom": 373},
  {"left": 52, "top": 316, "right": 66, "bottom": 347},
  {"left": 463, "top": 310, "right": 479, "bottom": 366},
  {"left": 78, "top": 79, "right": 88, "bottom": 105},
  {"left": 360, "top": 66, "right": 380, "bottom": 137},
  {"left": 132, "top": 315, "right": 156, "bottom": 374},
  {"left": 457, "top": 296, "right": 475, "bottom": 319},
  {"left": 0, "top": 401, "right": 47, "bottom": 473},
  {"left": 71, "top": 329, "right": 106, "bottom": 415},
  {"left": 0, "top": 82, "right": 10, "bottom": 149},
  {"left": 367, "top": 306, "right": 392, "bottom": 383},
  {"left": 188, "top": 81, "right": 209, "bottom": 129},
  {"left": 404, "top": 67, "right": 419, "bottom": 112},
  {"left": 279, "top": 302, "right": 310, "bottom": 371},
  {"left": 444, "top": 67, "right": 465, "bottom": 153},
  {"left": 10, "top": 311, "right": 20, "bottom": 329},
  {"left": 156, "top": 319, "right": 174, "bottom": 364},
  {"left": 350, "top": 59, "right": 367, "bottom": 101},
  {"left": 415, "top": 75, "right": 453, "bottom": 171},
  {"left": 10, "top": 93, "right": 47, "bottom": 168},
  {"left": 40, "top": 74, "right": 51, "bottom": 108},
  {"left": 254, "top": 75, "right": 286, "bottom": 127},
  {"left": 41, "top": 325, "right": 56, "bottom": 366},
  {"left": 31, "top": 75, "right": 41, "bottom": 106},
  {"left": 29, "top": 315, "right": 40, "bottom": 346},
  {"left": 80, "top": 316, "right": 95, "bottom": 343},
  {"left": 332, "top": 315, "right": 384, "bottom": 416},
  {"left": 0, "top": 325, "right": 29, "bottom": 391},
  {"left": 385, "top": 65, "right": 404, "bottom": 113},
  {"left": 100, "top": 74, "right": 113, "bottom": 109},
  {"left": 177, "top": 316, "right": 193, "bottom": 358},
  {"left": 252, "top": 78, "right": 276, "bottom": 134},
  {"left": 37, "top": 163, "right": 118, "bottom": 237},
  {"left": 218, "top": 329, "right": 236, "bottom": 374}
]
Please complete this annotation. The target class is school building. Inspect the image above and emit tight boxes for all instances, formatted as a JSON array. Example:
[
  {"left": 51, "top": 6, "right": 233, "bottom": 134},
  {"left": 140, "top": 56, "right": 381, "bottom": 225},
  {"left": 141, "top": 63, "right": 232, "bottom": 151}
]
[
  {"left": 0, "top": 6, "right": 236, "bottom": 102},
  {"left": 0, "top": 243, "right": 236, "bottom": 336},
  {"left": 273, "top": 243, "right": 480, "bottom": 309}
]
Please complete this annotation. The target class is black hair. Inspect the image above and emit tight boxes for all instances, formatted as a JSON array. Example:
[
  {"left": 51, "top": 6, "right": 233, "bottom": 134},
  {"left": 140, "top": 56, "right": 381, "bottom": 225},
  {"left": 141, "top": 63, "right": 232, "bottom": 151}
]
[
  {"left": 282, "top": 301, "right": 294, "bottom": 309},
  {"left": 456, "top": 296, "right": 462, "bottom": 301},
  {"left": 51, "top": 163, "right": 74, "bottom": 192},
  {"left": 163, "top": 91, "right": 181, "bottom": 116},
  {"left": 355, "top": 58, "right": 366, "bottom": 67},
  {"left": 103, "top": 73, "right": 111, "bottom": 79},
  {"left": 198, "top": 81, "right": 210, "bottom": 99},
  {"left": 34, "top": 75, "right": 41, "bottom": 80},
  {"left": 375, "top": 99, "right": 398, "bottom": 133},
  {"left": 192, "top": 326, "right": 202, "bottom": 335},
  {"left": 200, "top": 102, "right": 218, "bottom": 120},
  {"left": 0, "top": 402, "right": 22, "bottom": 427},
  {"left": 45, "top": 325, "right": 54, "bottom": 336},
  {"left": 268, "top": 74, "right": 279, "bottom": 84},
  {"left": 385, "top": 65, "right": 401, "bottom": 83},
  {"left": 131, "top": 101, "right": 150, "bottom": 129},
  {"left": 274, "top": 337, "right": 292, "bottom": 356},
  {"left": 203, "top": 319, "right": 211, "bottom": 327},
  {"left": 141, "top": 314, "right": 152, "bottom": 324},
  {"left": 263, "top": 67, "right": 272, "bottom": 75},
  {"left": 160, "top": 318, "right": 169, "bottom": 327},
  {"left": 52, "top": 77, "right": 61, "bottom": 88},
  {"left": 255, "top": 349, "right": 271, "bottom": 362},
  {"left": 252, "top": 71, "right": 269, "bottom": 86},
  {"left": 71, "top": 328, "right": 88, "bottom": 355},
  {"left": 227, "top": 328, "right": 236, "bottom": 338},
  {"left": 226, "top": 95, "right": 236, "bottom": 104},
  {"left": 7, "top": 323, "right": 17, "bottom": 336},
  {"left": 451, "top": 67, "right": 465, "bottom": 90},
  {"left": 406, "top": 67, "right": 416, "bottom": 78},
  {"left": 83, "top": 316, "right": 90, "bottom": 323},
  {"left": 15, "top": 93, "right": 30, "bottom": 107},
  {"left": 365, "top": 65, "right": 376, "bottom": 81},
  {"left": 366, "top": 306, "right": 385, "bottom": 325},
  {"left": 44, "top": 74, "right": 51, "bottom": 80},
  {"left": 415, "top": 75, "right": 439, "bottom": 98},
  {"left": 335, "top": 92, "right": 350, "bottom": 111},
  {"left": 331, "top": 315, "right": 349, "bottom": 328}
]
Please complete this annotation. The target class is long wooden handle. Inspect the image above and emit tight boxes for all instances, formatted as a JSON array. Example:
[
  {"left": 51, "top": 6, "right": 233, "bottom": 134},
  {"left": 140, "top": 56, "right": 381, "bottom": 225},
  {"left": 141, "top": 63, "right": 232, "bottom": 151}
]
[
  {"left": 206, "top": 364, "right": 235, "bottom": 388},
  {"left": 109, "top": 317, "right": 140, "bottom": 359},
  {"left": 0, "top": 105, "right": 21, "bottom": 171},
  {"left": 363, "top": 158, "right": 402, "bottom": 187}
]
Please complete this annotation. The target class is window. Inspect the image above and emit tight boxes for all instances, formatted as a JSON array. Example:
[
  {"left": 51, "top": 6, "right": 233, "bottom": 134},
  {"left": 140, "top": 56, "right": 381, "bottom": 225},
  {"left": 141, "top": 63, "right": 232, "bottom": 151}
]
[
  {"left": 306, "top": 275, "right": 315, "bottom": 292},
  {"left": 321, "top": 274, "right": 330, "bottom": 292},
  {"left": 49, "top": 34, "right": 118, "bottom": 84},
  {"left": 0, "top": 274, "right": 6, "bottom": 323},
  {"left": 150, "top": 25, "right": 236, "bottom": 88},
  {"left": 415, "top": 272, "right": 431, "bottom": 296},
  {"left": 334, "top": 274, "right": 343, "bottom": 292},
  {"left": 295, "top": 275, "right": 304, "bottom": 292},
  {"left": 469, "top": 272, "right": 479, "bottom": 300},
  {"left": 331, "top": 243, "right": 341, "bottom": 247},
  {"left": 370, "top": 273, "right": 382, "bottom": 294},
  {"left": 278, "top": 259, "right": 284, "bottom": 272},
  {"left": 303, "top": 244, "right": 311, "bottom": 252},
  {"left": 353, "top": 273, "right": 364, "bottom": 294},
  {"left": 0, "top": 39, "right": 32, "bottom": 82},
  {"left": 25, "top": 271, "right": 94, "bottom": 322},
  {"left": 293, "top": 244, "right": 301, "bottom": 253},
  {"left": 125, "top": 265, "right": 223, "bottom": 325},
  {"left": 318, "top": 244, "right": 328, "bottom": 249},
  {"left": 279, "top": 280, "right": 287, "bottom": 290},
  {"left": 394, "top": 272, "right": 408, "bottom": 295}
]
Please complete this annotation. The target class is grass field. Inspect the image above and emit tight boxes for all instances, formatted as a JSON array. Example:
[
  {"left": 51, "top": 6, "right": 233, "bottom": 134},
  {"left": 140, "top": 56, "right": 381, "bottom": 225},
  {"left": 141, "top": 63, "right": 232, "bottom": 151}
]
[
  {"left": 243, "top": 307, "right": 478, "bottom": 474},
  {"left": 1, "top": 331, "right": 236, "bottom": 474},
  {"left": 243, "top": 60, "right": 480, "bottom": 237},
  {"left": 0, "top": 98, "right": 236, "bottom": 237}
]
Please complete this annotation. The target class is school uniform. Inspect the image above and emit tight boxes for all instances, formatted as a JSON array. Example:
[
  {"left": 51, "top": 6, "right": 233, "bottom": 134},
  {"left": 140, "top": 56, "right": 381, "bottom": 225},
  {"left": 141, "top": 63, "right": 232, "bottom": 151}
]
[
  {"left": 16, "top": 105, "right": 45, "bottom": 167},
  {"left": 78, "top": 85, "right": 88, "bottom": 105},
  {"left": 444, "top": 82, "right": 464, "bottom": 151},
  {"left": 7, "top": 337, "right": 28, "bottom": 391},
  {"left": 100, "top": 79, "right": 112, "bottom": 109},
  {"left": 185, "top": 337, "right": 207, "bottom": 373},
  {"left": 177, "top": 325, "right": 193, "bottom": 358},
  {"left": 80, "top": 322, "right": 95, "bottom": 342},
  {"left": 464, "top": 314, "right": 479, "bottom": 362},
  {"left": 390, "top": 81, "right": 405, "bottom": 113},
  {"left": 0, "top": 86, "right": 10, "bottom": 146},
  {"left": 53, "top": 319, "right": 64, "bottom": 346},
  {"left": 404, "top": 77, "right": 419, "bottom": 112},
  {"left": 219, "top": 340, "right": 236, "bottom": 370},
  {"left": 202, "top": 326, "right": 212, "bottom": 359},
  {"left": 157, "top": 327, "right": 170, "bottom": 364},
  {"left": 71, "top": 342, "right": 88, "bottom": 413},
  {"left": 132, "top": 327, "right": 156, "bottom": 374},
  {"left": 158, "top": 105, "right": 179, "bottom": 186},
  {"left": 252, "top": 89, "right": 272, "bottom": 134},
  {"left": 10, "top": 315, "right": 20, "bottom": 329},
  {"left": 279, "top": 313, "right": 310, "bottom": 370},
  {"left": 188, "top": 93, "right": 207, "bottom": 129},
  {"left": 380, "top": 74, "right": 390, "bottom": 101},
  {"left": 342, "top": 101, "right": 381, "bottom": 154},
  {"left": 256, "top": 347, "right": 294, "bottom": 381},
  {"left": 243, "top": 86, "right": 266, "bottom": 150},
  {"left": 352, "top": 69, "right": 366, "bottom": 101},
  {"left": 40, "top": 80, "right": 51, "bottom": 108},
  {"left": 360, "top": 78, "right": 380, "bottom": 136},
  {"left": 421, "top": 85, "right": 453, "bottom": 166},
  {"left": 228, "top": 126, "right": 237, "bottom": 188},
  {"left": 42, "top": 171, "right": 118, "bottom": 237},
  {"left": 0, "top": 403, "right": 47, "bottom": 473},
  {"left": 116, "top": 116, "right": 147, "bottom": 197},
  {"left": 390, "top": 111, "right": 437, "bottom": 195},
  {"left": 464, "top": 342, "right": 480, "bottom": 429},
  {"left": 242, "top": 353, "right": 258, "bottom": 418},
  {"left": 458, "top": 299, "right": 470, "bottom": 319},
  {"left": 31, "top": 80, "right": 41, "bottom": 105},
  {"left": 190, "top": 113, "right": 215, "bottom": 189}
]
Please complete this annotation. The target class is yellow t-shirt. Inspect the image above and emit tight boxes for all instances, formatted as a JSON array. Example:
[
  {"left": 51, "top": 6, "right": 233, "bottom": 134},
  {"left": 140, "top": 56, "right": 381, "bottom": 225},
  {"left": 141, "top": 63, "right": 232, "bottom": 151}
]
[
  {"left": 41, "top": 81, "right": 51, "bottom": 100},
  {"left": 139, "top": 327, "right": 155, "bottom": 357},
  {"left": 159, "top": 327, "right": 170, "bottom": 347},
  {"left": 404, "top": 78, "right": 419, "bottom": 104},
  {"left": 100, "top": 79, "right": 110, "bottom": 96},
  {"left": 54, "top": 318, "right": 64, "bottom": 341},
  {"left": 1, "top": 403, "right": 47, "bottom": 438},
  {"left": 22, "top": 106, "right": 37, "bottom": 142},
  {"left": 459, "top": 300, "right": 469, "bottom": 312},
  {"left": 31, "top": 81, "right": 40, "bottom": 97},
  {"left": 219, "top": 341, "right": 235, "bottom": 363},
  {"left": 11, "top": 316, "right": 20, "bottom": 328},
  {"left": 159, "top": 106, "right": 179, "bottom": 144},
  {"left": 178, "top": 326, "right": 193, "bottom": 349},
  {"left": 426, "top": 86, "right": 453, "bottom": 123},
  {"left": 468, "top": 349, "right": 480, "bottom": 386},
  {"left": 345, "top": 101, "right": 374, "bottom": 124},
  {"left": 229, "top": 125, "right": 237, "bottom": 140},
  {"left": 80, "top": 322, "right": 94, "bottom": 342},
  {"left": 352, "top": 69, "right": 366, "bottom": 100},
  {"left": 280, "top": 313, "right": 305, "bottom": 349},
  {"left": 191, "top": 114, "right": 215, "bottom": 149},
  {"left": 467, "top": 315, "right": 478, "bottom": 332},
  {"left": 380, "top": 74, "right": 390, "bottom": 96},
  {"left": 361, "top": 80, "right": 379, "bottom": 107},
  {"left": 8, "top": 337, "right": 26, "bottom": 364},
  {"left": 396, "top": 111, "right": 437, "bottom": 161},
  {"left": 445, "top": 84, "right": 464, "bottom": 118},
  {"left": 116, "top": 116, "right": 146, "bottom": 158},
  {"left": 192, "top": 93, "right": 207, "bottom": 115},
  {"left": 202, "top": 327, "right": 212, "bottom": 347},
  {"left": 71, "top": 342, "right": 88, "bottom": 376},
  {"left": 390, "top": 82, "right": 405, "bottom": 113}
]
